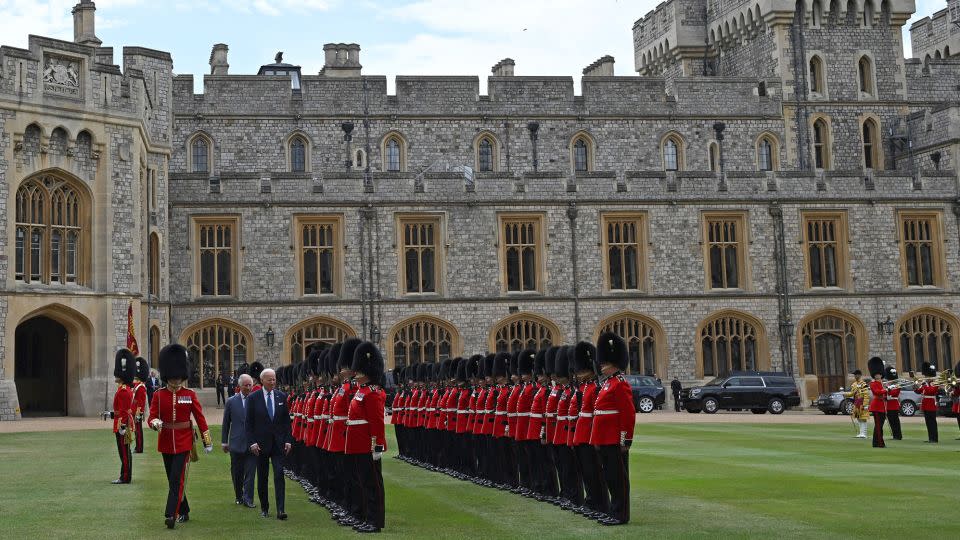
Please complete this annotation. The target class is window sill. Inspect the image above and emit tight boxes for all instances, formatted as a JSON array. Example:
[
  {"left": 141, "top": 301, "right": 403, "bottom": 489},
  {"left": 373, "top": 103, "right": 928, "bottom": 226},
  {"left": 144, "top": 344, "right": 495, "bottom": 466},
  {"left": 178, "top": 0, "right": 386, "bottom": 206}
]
[
  {"left": 400, "top": 292, "right": 443, "bottom": 298},
  {"left": 705, "top": 287, "right": 747, "bottom": 294},
  {"left": 503, "top": 291, "right": 543, "bottom": 296},
  {"left": 604, "top": 289, "right": 647, "bottom": 296},
  {"left": 194, "top": 295, "right": 239, "bottom": 301},
  {"left": 904, "top": 285, "right": 945, "bottom": 292},
  {"left": 805, "top": 286, "right": 848, "bottom": 293},
  {"left": 300, "top": 293, "right": 341, "bottom": 300}
]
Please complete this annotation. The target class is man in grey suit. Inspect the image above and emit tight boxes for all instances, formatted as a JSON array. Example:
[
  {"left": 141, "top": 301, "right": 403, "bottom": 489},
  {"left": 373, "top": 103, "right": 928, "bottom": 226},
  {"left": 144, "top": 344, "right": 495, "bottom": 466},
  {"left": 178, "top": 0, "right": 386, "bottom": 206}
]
[{"left": 222, "top": 374, "right": 256, "bottom": 507}]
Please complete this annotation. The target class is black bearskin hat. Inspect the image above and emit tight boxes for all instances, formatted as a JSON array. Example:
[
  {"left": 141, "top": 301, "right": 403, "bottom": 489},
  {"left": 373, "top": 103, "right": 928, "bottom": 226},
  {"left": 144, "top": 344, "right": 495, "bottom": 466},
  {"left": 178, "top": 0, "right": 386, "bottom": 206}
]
[
  {"left": 533, "top": 349, "right": 546, "bottom": 377},
  {"left": 417, "top": 362, "right": 430, "bottom": 383},
  {"left": 493, "top": 352, "right": 510, "bottom": 379},
  {"left": 518, "top": 349, "right": 535, "bottom": 376},
  {"left": 554, "top": 346, "right": 570, "bottom": 379},
  {"left": 338, "top": 338, "right": 362, "bottom": 371},
  {"left": 134, "top": 357, "right": 149, "bottom": 382},
  {"left": 159, "top": 344, "right": 191, "bottom": 382},
  {"left": 406, "top": 363, "right": 418, "bottom": 383},
  {"left": 867, "top": 357, "right": 884, "bottom": 378},
  {"left": 509, "top": 351, "right": 520, "bottom": 376},
  {"left": 921, "top": 361, "right": 937, "bottom": 378},
  {"left": 468, "top": 354, "right": 484, "bottom": 380},
  {"left": 453, "top": 358, "right": 467, "bottom": 382},
  {"left": 573, "top": 341, "right": 597, "bottom": 374},
  {"left": 392, "top": 367, "right": 402, "bottom": 386},
  {"left": 249, "top": 361, "right": 264, "bottom": 382},
  {"left": 483, "top": 353, "right": 495, "bottom": 379},
  {"left": 352, "top": 341, "right": 385, "bottom": 384},
  {"left": 114, "top": 348, "right": 136, "bottom": 385},
  {"left": 883, "top": 364, "right": 898, "bottom": 382},
  {"left": 597, "top": 332, "right": 628, "bottom": 372},
  {"left": 307, "top": 349, "right": 321, "bottom": 377},
  {"left": 545, "top": 347, "right": 558, "bottom": 378}
]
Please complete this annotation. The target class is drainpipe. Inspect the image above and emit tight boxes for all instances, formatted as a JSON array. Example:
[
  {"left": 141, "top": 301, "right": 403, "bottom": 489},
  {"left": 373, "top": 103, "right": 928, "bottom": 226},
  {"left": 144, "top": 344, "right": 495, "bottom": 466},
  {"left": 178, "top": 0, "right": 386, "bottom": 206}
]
[
  {"left": 567, "top": 203, "right": 582, "bottom": 341},
  {"left": 769, "top": 201, "right": 795, "bottom": 376}
]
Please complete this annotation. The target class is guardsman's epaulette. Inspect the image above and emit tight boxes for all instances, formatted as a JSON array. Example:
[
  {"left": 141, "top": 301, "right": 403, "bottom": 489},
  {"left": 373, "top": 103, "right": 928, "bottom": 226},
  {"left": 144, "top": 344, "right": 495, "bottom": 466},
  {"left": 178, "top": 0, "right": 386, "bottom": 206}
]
[
  {"left": 369, "top": 384, "right": 381, "bottom": 391},
  {"left": 616, "top": 374, "right": 626, "bottom": 382}
]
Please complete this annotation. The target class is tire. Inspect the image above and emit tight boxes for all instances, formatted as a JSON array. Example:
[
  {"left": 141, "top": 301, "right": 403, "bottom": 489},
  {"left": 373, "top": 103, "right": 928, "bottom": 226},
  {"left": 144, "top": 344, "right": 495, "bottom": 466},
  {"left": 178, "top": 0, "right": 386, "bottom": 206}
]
[
  {"left": 900, "top": 400, "right": 917, "bottom": 417},
  {"left": 750, "top": 408, "right": 766, "bottom": 414},
  {"left": 841, "top": 400, "right": 854, "bottom": 416},
  {"left": 637, "top": 396, "right": 655, "bottom": 414},
  {"left": 767, "top": 397, "right": 785, "bottom": 415},
  {"left": 703, "top": 397, "right": 720, "bottom": 414}
]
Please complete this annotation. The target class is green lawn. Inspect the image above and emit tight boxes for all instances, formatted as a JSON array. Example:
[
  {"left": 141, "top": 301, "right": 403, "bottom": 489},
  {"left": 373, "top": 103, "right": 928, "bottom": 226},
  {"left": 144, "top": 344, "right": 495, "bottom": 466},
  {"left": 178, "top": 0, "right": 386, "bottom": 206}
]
[{"left": 0, "top": 421, "right": 957, "bottom": 539}]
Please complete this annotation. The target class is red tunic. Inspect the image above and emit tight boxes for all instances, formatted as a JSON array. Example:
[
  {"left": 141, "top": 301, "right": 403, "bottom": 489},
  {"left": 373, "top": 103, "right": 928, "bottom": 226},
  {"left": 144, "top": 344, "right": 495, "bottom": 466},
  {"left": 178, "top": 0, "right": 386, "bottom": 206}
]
[
  {"left": 544, "top": 384, "right": 560, "bottom": 442},
  {"left": 426, "top": 388, "right": 441, "bottom": 430},
  {"left": 312, "top": 389, "right": 331, "bottom": 448},
  {"left": 345, "top": 384, "right": 386, "bottom": 454},
  {"left": 868, "top": 380, "right": 888, "bottom": 413},
  {"left": 406, "top": 389, "right": 420, "bottom": 428},
  {"left": 302, "top": 391, "right": 318, "bottom": 443},
  {"left": 526, "top": 383, "right": 548, "bottom": 441},
  {"left": 148, "top": 387, "right": 210, "bottom": 454},
  {"left": 482, "top": 386, "right": 496, "bottom": 436},
  {"left": 455, "top": 387, "right": 471, "bottom": 433},
  {"left": 589, "top": 374, "right": 636, "bottom": 446},
  {"left": 471, "top": 388, "right": 487, "bottom": 435},
  {"left": 325, "top": 381, "right": 356, "bottom": 453},
  {"left": 917, "top": 383, "right": 939, "bottom": 412},
  {"left": 886, "top": 387, "right": 901, "bottom": 412},
  {"left": 493, "top": 385, "right": 510, "bottom": 438},
  {"left": 566, "top": 385, "right": 580, "bottom": 446},
  {"left": 133, "top": 383, "right": 147, "bottom": 417},
  {"left": 506, "top": 383, "right": 521, "bottom": 438},
  {"left": 951, "top": 386, "right": 960, "bottom": 414},
  {"left": 573, "top": 380, "right": 598, "bottom": 445},
  {"left": 390, "top": 391, "right": 403, "bottom": 425},
  {"left": 515, "top": 383, "right": 535, "bottom": 441},
  {"left": 553, "top": 386, "right": 571, "bottom": 445},
  {"left": 113, "top": 385, "right": 134, "bottom": 433}
]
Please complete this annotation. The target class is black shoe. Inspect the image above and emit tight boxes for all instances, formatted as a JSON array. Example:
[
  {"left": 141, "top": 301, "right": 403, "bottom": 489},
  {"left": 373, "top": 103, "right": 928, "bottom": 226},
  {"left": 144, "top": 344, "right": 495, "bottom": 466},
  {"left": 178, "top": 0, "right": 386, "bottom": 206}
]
[
  {"left": 354, "top": 522, "right": 381, "bottom": 533},
  {"left": 110, "top": 479, "right": 125, "bottom": 484},
  {"left": 235, "top": 499, "right": 242, "bottom": 505},
  {"left": 177, "top": 514, "right": 189, "bottom": 523},
  {"left": 260, "top": 511, "right": 270, "bottom": 518},
  {"left": 277, "top": 512, "right": 287, "bottom": 520},
  {"left": 243, "top": 501, "right": 256, "bottom": 509},
  {"left": 164, "top": 517, "right": 176, "bottom": 529}
]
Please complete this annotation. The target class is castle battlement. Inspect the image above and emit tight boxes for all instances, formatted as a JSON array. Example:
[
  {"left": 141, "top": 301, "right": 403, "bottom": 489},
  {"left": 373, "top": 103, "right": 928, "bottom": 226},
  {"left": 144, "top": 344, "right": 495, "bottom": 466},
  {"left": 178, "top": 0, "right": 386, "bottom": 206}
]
[{"left": 909, "top": 0, "right": 959, "bottom": 61}]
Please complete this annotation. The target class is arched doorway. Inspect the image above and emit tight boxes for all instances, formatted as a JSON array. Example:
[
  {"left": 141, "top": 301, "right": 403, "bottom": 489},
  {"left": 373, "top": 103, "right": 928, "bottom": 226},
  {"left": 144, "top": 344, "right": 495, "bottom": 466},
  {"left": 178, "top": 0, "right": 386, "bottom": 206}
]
[
  {"left": 797, "top": 310, "right": 866, "bottom": 396},
  {"left": 15, "top": 316, "right": 68, "bottom": 416}
]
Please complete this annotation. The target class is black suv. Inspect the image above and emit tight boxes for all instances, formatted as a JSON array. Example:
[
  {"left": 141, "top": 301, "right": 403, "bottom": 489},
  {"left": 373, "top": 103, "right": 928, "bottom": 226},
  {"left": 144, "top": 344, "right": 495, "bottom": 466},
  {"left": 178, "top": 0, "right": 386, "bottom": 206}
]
[
  {"left": 624, "top": 375, "right": 666, "bottom": 413},
  {"left": 680, "top": 371, "right": 801, "bottom": 415}
]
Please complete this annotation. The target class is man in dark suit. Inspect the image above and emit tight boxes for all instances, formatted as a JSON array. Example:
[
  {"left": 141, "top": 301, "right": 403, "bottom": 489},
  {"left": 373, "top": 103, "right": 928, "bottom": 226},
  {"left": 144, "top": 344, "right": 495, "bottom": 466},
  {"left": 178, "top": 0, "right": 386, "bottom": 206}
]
[
  {"left": 246, "top": 367, "right": 292, "bottom": 520},
  {"left": 146, "top": 370, "right": 161, "bottom": 408},
  {"left": 222, "top": 373, "right": 256, "bottom": 507},
  {"left": 216, "top": 372, "right": 227, "bottom": 408},
  {"left": 670, "top": 377, "right": 683, "bottom": 412}
]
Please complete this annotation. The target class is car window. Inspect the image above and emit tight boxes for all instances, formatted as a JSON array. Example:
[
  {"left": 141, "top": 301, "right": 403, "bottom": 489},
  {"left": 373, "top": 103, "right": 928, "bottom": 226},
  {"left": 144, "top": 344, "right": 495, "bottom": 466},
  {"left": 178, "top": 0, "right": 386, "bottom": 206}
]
[
  {"left": 739, "top": 377, "right": 763, "bottom": 386},
  {"left": 763, "top": 377, "right": 795, "bottom": 387},
  {"left": 705, "top": 377, "right": 725, "bottom": 386},
  {"left": 637, "top": 377, "right": 655, "bottom": 387},
  {"left": 724, "top": 378, "right": 741, "bottom": 387}
]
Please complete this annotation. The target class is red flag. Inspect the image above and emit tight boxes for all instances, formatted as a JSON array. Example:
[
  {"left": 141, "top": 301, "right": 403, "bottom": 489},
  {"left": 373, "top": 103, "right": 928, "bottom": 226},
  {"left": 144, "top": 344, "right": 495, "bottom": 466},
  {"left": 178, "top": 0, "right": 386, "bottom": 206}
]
[{"left": 126, "top": 302, "right": 139, "bottom": 356}]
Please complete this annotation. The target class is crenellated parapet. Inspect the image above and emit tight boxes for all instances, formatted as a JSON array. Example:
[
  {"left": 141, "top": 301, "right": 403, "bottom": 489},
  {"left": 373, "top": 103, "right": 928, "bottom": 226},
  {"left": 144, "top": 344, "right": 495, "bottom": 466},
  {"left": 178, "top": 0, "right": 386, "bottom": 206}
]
[{"left": 909, "top": 0, "right": 959, "bottom": 62}]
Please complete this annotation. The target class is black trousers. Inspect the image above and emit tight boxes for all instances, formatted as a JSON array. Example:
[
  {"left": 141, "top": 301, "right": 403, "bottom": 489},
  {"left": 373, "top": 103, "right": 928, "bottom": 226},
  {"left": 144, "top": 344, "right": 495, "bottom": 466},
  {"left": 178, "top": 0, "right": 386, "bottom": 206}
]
[
  {"left": 558, "top": 445, "right": 583, "bottom": 505},
  {"left": 871, "top": 412, "right": 886, "bottom": 448},
  {"left": 115, "top": 432, "right": 132, "bottom": 483},
  {"left": 529, "top": 441, "right": 558, "bottom": 496},
  {"left": 349, "top": 453, "right": 385, "bottom": 529},
  {"left": 162, "top": 452, "right": 190, "bottom": 518},
  {"left": 597, "top": 444, "right": 630, "bottom": 523},
  {"left": 887, "top": 409, "right": 902, "bottom": 440},
  {"left": 496, "top": 437, "right": 517, "bottom": 486},
  {"left": 673, "top": 392, "right": 681, "bottom": 412},
  {"left": 517, "top": 439, "right": 533, "bottom": 489},
  {"left": 255, "top": 453, "right": 286, "bottom": 513},
  {"left": 230, "top": 451, "right": 255, "bottom": 503},
  {"left": 216, "top": 386, "right": 225, "bottom": 406},
  {"left": 575, "top": 444, "right": 608, "bottom": 513},
  {"left": 923, "top": 410, "right": 939, "bottom": 442},
  {"left": 134, "top": 419, "right": 144, "bottom": 453}
]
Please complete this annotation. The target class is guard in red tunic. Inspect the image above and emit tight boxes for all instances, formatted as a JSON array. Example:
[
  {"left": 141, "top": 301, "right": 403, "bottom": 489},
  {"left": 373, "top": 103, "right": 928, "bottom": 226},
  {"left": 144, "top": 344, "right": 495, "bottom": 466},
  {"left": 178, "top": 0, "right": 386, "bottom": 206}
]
[
  {"left": 572, "top": 341, "right": 608, "bottom": 518},
  {"left": 590, "top": 333, "right": 635, "bottom": 525},
  {"left": 148, "top": 344, "right": 212, "bottom": 529},
  {"left": 454, "top": 359, "right": 472, "bottom": 476},
  {"left": 491, "top": 352, "right": 513, "bottom": 489},
  {"left": 951, "top": 361, "right": 960, "bottom": 438},
  {"left": 250, "top": 361, "right": 264, "bottom": 393},
  {"left": 883, "top": 364, "right": 902, "bottom": 440},
  {"left": 527, "top": 349, "right": 558, "bottom": 499},
  {"left": 345, "top": 341, "right": 387, "bottom": 533},
  {"left": 555, "top": 346, "right": 584, "bottom": 509},
  {"left": 514, "top": 349, "right": 537, "bottom": 494},
  {"left": 132, "top": 357, "right": 149, "bottom": 454},
  {"left": 328, "top": 339, "right": 362, "bottom": 527},
  {"left": 866, "top": 357, "right": 887, "bottom": 448},
  {"left": 109, "top": 349, "right": 136, "bottom": 484},
  {"left": 479, "top": 354, "right": 497, "bottom": 485},
  {"left": 916, "top": 362, "right": 940, "bottom": 443}
]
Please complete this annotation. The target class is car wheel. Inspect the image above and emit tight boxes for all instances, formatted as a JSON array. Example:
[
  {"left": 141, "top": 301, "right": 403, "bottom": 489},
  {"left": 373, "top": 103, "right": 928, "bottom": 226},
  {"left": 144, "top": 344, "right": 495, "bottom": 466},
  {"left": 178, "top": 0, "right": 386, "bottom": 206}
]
[
  {"left": 900, "top": 400, "right": 917, "bottom": 417},
  {"left": 750, "top": 408, "right": 766, "bottom": 414},
  {"left": 767, "top": 398, "right": 785, "bottom": 415},
  {"left": 841, "top": 400, "right": 854, "bottom": 416},
  {"left": 703, "top": 397, "right": 719, "bottom": 414},
  {"left": 637, "top": 397, "right": 655, "bottom": 414}
]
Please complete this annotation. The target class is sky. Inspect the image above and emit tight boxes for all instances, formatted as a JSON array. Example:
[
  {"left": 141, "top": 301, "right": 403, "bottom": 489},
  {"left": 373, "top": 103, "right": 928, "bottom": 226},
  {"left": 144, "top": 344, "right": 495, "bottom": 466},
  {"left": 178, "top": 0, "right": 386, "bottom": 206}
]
[{"left": 0, "top": 0, "right": 948, "bottom": 94}]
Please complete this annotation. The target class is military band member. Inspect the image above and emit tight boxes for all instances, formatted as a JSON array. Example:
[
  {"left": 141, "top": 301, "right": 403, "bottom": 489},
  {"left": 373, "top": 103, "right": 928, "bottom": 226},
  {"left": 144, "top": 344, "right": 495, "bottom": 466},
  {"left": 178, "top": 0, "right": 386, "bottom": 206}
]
[
  {"left": 345, "top": 341, "right": 387, "bottom": 533},
  {"left": 843, "top": 369, "right": 870, "bottom": 438},
  {"left": 132, "top": 357, "right": 149, "bottom": 453},
  {"left": 866, "top": 357, "right": 887, "bottom": 448},
  {"left": 110, "top": 349, "right": 136, "bottom": 484},
  {"left": 952, "top": 363, "right": 960, "bottom": 439},
  {"left": 148, "top": 344, "right": 212, "bottom": 529},
  {"left": 916, "top": 362, "right": 939, "bottom": 443},
  {"left": 883, "top": 365, "right": 903, "bottom": 440},
  {"left": 591, "top": 333, "right": 635, "bottom": 525}
]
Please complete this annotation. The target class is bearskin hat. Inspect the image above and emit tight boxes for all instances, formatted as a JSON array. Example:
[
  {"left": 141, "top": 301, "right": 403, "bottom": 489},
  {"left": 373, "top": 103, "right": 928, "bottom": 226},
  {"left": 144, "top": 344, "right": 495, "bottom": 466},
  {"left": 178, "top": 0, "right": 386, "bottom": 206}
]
[
  {"left": 134, "top": 357, "right": 150, "bottom": 382},
  {"left": 573, "top": 341, "right": 597, "bottom": 374},
  {"left": 493, "top": 352, "right": 510, "bottom": 379},
  {"left": 352, "top": 341, "right": 385, "bottom": 384},
  {"left": 883, "top": 364, "right": 898, "bottom": 381},
  {"left": 306, "top": 349, "right": 321, "bottom": 377},
  {"left": 416, "top": 362, "right": 430, "bottom": 382},
  {"left": 509, "top": 350, "right": 520, "bottom": 376},
  {"left": 597, "top": 332, "right": 628, "bottom": 372},
  {"left": 338, "top": 338, "right": 362, "bottom": 371},
  {"left": 249, "top": 361, "right": 264, "bottom": 382},
  {"left": 533, "top": 349, "right": 546, "bottom": 377},
  {"left": 554, "top": 346, "right": 570, "bottom": 379},
  {"left": 921, "top": 361, "right": 937, "bottom": 378},
  {"left": 159, "top": 344, "right": 191, "bottom": 382},
  {"left": 114, "top": 348, "right": 136, "bottom": 385},
  {"left": 867, "top": 357, "right": 884, "bottom": 378},
  {"left": 450, "top": 358, "right": 464, "bottom": 382},
  {"left": 236, "top": 362, "right": 249, "bottom": 376},
  {"left": 545, "top": 347, "right": 558, "bottom": 377},
  {"left": 468, "top": 354, "right": 484, "bottom": 380},
  {"left": 518, "top": 349, "right": 535, "bottom": 376},
  {"left": 483, "top": 353, "right": 495, "bottom": 379}
]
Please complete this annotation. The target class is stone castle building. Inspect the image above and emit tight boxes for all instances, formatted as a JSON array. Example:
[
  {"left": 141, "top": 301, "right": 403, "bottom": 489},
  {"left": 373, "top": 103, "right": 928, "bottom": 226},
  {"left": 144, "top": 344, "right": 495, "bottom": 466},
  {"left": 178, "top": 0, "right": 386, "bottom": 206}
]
[{"left": 1, "top": 0, "right": 959, "bottom": 418}]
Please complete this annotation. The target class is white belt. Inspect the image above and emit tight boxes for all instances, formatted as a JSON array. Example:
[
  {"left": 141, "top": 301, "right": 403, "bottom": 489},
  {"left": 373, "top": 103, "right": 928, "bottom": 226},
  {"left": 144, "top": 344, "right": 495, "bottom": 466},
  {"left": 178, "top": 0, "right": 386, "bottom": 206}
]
[
  {"left": 594, "top": 410, "right": 619, "bottom": 416},
  {"left": 544, "top": 413, "right": 557, "bottom": 418},
  {"left": 306, "top": 418, "right": 315, "bottom": 423},
  {"left": 557, "top": 416, "right": 569, "bottom": 421},
  {"left": 457, "top": 410, "right": 468, "bottom": 414},
  {"left": 495, "top": 411, "right": 507, "bottom": 416},
  {"left": 345, "top": 419, "right": 368, "bottom": 426},
  {"left": 442, "top": 408, "right": 456, "bottom": 413},
  {"left": 313, "top": 415, "right": 321, "bottom": 420},
  {"left": 528, "top": 413, "right": 544, "bottom": 418},
  {"left": 320, "top": 414, "right": 330, "bottom": 420},
  {"left": 394, "top": 407, "right": 404, "bottom": 411},
  {"left": 507, "top": 413, "right": 518, "bottom": 417},
  {"left": 332, "top": 415, "right": 348, "bottom": 421},
  {"left": 578, "top": 412, "right": 593, "bottom": 418}
]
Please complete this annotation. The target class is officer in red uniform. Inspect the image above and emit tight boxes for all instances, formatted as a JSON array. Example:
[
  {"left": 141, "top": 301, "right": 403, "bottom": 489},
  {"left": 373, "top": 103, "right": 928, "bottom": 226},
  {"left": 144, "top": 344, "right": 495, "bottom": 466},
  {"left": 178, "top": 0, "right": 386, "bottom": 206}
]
[
  {"left": 109, "top": 349, "right": 136, "bottom": 484},
  {"left": 916, "top": 362, "right": 940, "bottom": 443},
  {"left": 883, "top": 364, "right": 902, "bottom": 440},
  {"left": 866, "top": 357, "right": 887, "bottom": 448},
  {"left": 491, "top": 352, "right": 513, "bottom": 489},
  {"left": 527, "top": 349, "right": 558, "bottom": 500},
  {"left": 514, "top": 349, "right": 537, "bottom": 495},
  {"left": 454, "top": 359, "right": 472, "bottom": 476},
  {"left": 250, "top": 361, "right": 264, "bottom": 393},
  {"left": 345, "top": 341, "right": 387, "bottom": 533},
  {"left": 328, "top": 338, "right": 362, "bottom": 527},
  {"left": 572, "top": 341, "right": 608, "bottom": 518},
  {"left": 479, "top": 354, "right": 497, "bottom": 485},
  {"left": 554, "top": 346, "right": 584, "bottom": 510},
  {"left": 148, "top": 344, "right": 212, "bottom": 529},
  {"left": 590, "top": 333, "right": 635, "bottom": 525},
  {"left": 132, "top": 357, "right": 149, "bottom": 454}
]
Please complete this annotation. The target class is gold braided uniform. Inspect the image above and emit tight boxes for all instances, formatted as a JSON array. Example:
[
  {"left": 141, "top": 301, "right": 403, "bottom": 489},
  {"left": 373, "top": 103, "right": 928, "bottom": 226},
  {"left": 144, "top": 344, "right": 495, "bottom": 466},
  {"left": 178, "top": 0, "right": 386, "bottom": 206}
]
[{"left": 844, "top": 380, "right": 871, "bottom": 421}]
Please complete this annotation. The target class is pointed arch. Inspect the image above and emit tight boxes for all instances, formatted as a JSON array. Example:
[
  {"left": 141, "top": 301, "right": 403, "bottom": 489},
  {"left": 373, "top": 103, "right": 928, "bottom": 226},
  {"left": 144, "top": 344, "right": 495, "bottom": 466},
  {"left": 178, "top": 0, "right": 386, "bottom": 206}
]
[
  {"left": 708, "top": 141, "right": 720, "bottom": 172},
  {"left": 16, "top": 303, "right": 95, "bottom": 381},
  {"left": 857, "top": 53, "right": 875, "bottom": 96},
  {"left": 284, "top": 130, "right": 313, "bottom": 173},
  {"left": 473, "top": 130, "right": 501, "bottom": 172},
  {"left": 756, "top": 131, "right": 780, "bottom": 171},
  {"left": 860, "top": 115, "right": 882, "bottom": 169},
  {"left": 488, "top": 312, "right": 562, "bottom": 354},
  {"left": 285, "top": 316, "right": 357, "bottom": 364},
  {"left": 895, "top": 307, "right": 960, "bottom": 373},
  {"left": 796, "top": 308, "right": 868, "bottom": 384},
  {"left": 808, "top": 54, "right": 825, "bottom": 94},
  {"left": 569, "top": 130, "right": 596, "bottom": 173},
  {"left": 660, "top": 131, "right": 685, "bottom": 171},
  {"left": 810, "top": 114, "right": 833, "bottom": 170},
  {"left": 186, "top": 131, "right": 213, "bottom": 174},
  {"left": 179, "top": 318, "right": 254, "bottom": 389},
  {"left": 381, "top": 130, "right": 408, "bottom": 172},
  {"left": 695, "top": 310, "right": 769, "bottom": 377},
  {"left": 388, "top": 314, "right": 461, "bottom": 369},
  {"left": 594, "top": 311, "right": 668, "bottom": 376}
]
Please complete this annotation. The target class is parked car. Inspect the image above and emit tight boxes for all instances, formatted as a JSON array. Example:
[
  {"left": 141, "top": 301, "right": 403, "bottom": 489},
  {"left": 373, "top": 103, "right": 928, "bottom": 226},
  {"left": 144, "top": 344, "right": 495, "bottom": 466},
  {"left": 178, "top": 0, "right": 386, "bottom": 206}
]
[
  {"left": 624, "top": 375, "right": 665, "bottom": 413},
  {"left": 680, "top": 371, "right": 801, "bottom": 414},
  {"left": 813, "top": 386, "right": 947, "bottom": 417}
]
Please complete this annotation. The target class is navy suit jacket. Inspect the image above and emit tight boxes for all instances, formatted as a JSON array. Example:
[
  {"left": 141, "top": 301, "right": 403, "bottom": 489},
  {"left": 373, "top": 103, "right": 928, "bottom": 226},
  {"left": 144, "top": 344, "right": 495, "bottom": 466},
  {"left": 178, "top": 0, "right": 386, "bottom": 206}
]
[
  {"left": 245, "top": 388, "right": 292, "bottom": 457},
  {"left": 221, "top": 393, "right": 250, "bottom": 453}
]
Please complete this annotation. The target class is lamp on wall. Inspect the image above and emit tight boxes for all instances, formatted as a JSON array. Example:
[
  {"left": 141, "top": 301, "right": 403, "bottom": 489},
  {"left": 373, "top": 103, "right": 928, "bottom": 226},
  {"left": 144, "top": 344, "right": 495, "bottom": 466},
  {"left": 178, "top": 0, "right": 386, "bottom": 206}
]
[
  {"left": 265, "top": 326, "right": 275, "bottom": 348},
  {"left": 876, "top": 316, "right": 894, "bottom": 336}
]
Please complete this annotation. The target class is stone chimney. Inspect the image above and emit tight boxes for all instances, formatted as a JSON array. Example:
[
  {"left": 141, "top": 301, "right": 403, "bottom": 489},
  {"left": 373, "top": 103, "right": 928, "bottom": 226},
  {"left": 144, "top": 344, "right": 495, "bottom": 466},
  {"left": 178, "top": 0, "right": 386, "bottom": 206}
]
[
  {"left": 583, "top": 55, "right": 615, "bottom": 77},
  {"left": 320, "top": 43, "right": 361, "bottom": 77},
  {"left": 491, "top": 58, "right": 515, "bottom": 77},
  {"left": 209, "top": 44, "right": 229, "bottom": 75},
  {"left": 73, "top": 0, "right": 102, "bottom": 47}
]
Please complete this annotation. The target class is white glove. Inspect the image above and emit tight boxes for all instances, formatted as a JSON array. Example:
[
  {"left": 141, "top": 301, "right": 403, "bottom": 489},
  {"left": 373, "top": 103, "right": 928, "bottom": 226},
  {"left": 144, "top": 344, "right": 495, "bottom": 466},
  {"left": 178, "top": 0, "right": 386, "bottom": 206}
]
[
  {"left": 150, "top": 418, "right": 163, "bottom": 431},
  {"left": 373, "top": 452, "right": 383, "bottom": 461},
  {"left": 118, "top": 426, "right": 127, "bottom": 436},
  {"left": 204, "top": 445, "right": 213, "bottom": 454}
]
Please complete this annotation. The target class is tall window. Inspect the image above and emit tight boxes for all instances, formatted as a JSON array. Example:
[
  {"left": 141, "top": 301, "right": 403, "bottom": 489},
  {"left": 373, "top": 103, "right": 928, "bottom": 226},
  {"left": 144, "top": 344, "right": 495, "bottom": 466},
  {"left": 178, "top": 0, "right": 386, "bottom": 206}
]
[
  {"left": 708, "top": 143, "right": 719, "bottom": 172},
  {"left": 812, "top": 118, "right": 830, "bottom": 169},
  {"left": 898, "top": 310, "right": 957, "bottom": 373},
  {"left": 296, "top": 216, "right": 342, "bottom": 296},
  {"left": 290, "top": 136, "right": 307, "bottom": 172},
  {"left": 194, "top": 217, "right": 237, "bottom": 296},
  {"left": 662, "top": 136, "right": 682, "bottom": 171},
  {"left": 602, "top": 213, "right": 645, "bottom": 292},
  {"left": 149, "top": 233, "right": 160, "bottom": 296},
  {"left": 183, "top": 319, "right": 251, "bottom": 388},
  {"left": 703, "top": 212, "right": 748, "bottom": 290},
  {"left": 477, "top": 136, "right": 496, "bottom": 172},
  {"left": 803, "top": 212, "right": 847, "bottom": 288},
  {"left": 391, "top": 316, "right": 458, "bottom": 368},
  {"left": 289, "top": 317, "right": 355, "bottom": 363},
  {"left": 858, "top": 56, "right": 874, "bottom": 94},
  {"left": 15, "top": 175, "right": 86, "bottom": 285},
  {"left": 810, "top": 0, "right": 822, "bottom": 27},
  {"left": 597, "top": 313, "right": 663, "bottom": 375},
  {"left": 354, "top": 149, "right": 366, "bottom": 169},
  {"left": 862, "top": 118, "right": 880, "bottom": 169},
  {"left": 573, "top": 137, "right": 589, "bottom": 172},
  {"left": 191, "top": 136, "right": 210, "bottom": 173},
  {"left": 398, "top": 215, "right": 442, "bottom": 294},
  {"left": 809, "top": 56, "right": 824, "bottom": 94},
  {"left": 899, "top": 211, "right": 944, "bottom": 287},
  {"left": 490, "top": 313, "right": 559, "bottom": 353},
  {"left": 384, "top": 135, "right": 404, "bottom": 172},
  {"left": 800, "top": 313, "right": 860, "bottom": 393},
  {"left": 699, "top": 313, "right": 764, "bottom": 377},
  {"left": 757, "top": 136, "right": 775, "bottom": 171},
  {"left": 499, "top": 214, "right": 544, "bottom": 293}
]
